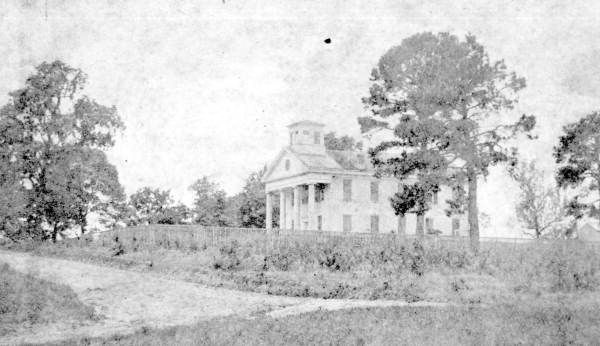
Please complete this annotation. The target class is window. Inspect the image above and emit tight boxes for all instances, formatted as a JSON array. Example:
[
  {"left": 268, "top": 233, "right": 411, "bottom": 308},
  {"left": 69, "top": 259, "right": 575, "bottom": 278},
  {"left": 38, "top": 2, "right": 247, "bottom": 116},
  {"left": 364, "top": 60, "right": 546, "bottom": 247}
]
[
  {"left": 452, "top": 218, "right": 460, "bottom": 236},
  {"left": 303, "top": 130, "right": 309, "bottom": 135},
  {"left": 343, "top": 179, "right": 352, "bottom": 201},
  {"left": 425, "top": 217, "right": 434, "bottom": 233},
  {"left": 343, "top": 215, "right": 352, "bottom": 232},
  {"left": 285, "top": 159, "right": 290, "bottom": 170},
  {"left": 357, "top": 154, "right": 365, "bottom": 165},
  {"left": 433, "top": 191, "right": 438, "bottom": 205},
  {"left": 314, "top": 131, "right": 320, "bottom": 144},
  {"left": 370, "top": 181, "right": 379, "bottom": 202},
  {"left": 317, "top": 215, "right": 322, "bottom": 231},
  {"left": 370, "top": 215, "right": 379, "bottom": 233},
  {"left": 316, "top": 185, "right": 325, "bottom": 202}
]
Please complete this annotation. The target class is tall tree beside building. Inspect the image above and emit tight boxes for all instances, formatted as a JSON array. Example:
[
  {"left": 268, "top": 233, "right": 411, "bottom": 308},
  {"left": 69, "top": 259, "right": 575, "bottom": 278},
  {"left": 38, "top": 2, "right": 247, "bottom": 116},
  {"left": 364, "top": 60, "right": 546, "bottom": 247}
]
[
  {"left": 360, "top": 32, "right": 535, "bottom": 250},
  {"left": 554, "top": 112, "right": 600, "bottom": 226},
  {"left": 189, "top": 176, "right": 229, "bottom": 226},
  {"left": 238, "top": 167, "right": 268, "bottom": 228},
  {"left": 0, "top": 61, "right": 125, "bottom": 241}
]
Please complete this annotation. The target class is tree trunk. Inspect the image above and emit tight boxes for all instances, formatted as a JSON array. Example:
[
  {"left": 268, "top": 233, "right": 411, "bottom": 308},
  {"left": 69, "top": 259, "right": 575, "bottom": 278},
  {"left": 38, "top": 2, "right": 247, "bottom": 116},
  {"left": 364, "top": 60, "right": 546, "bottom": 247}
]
[
  {"left": 80, "top": 212, "right": 88, "bottom": 236},
  {"left": 51, "top": 226, "right": 58, "bottom": 243},
  {"left": 416, "top": 213, "right": 424, "bottom": 238},
  {"left": 597, "top": 180, "right": 600, "bottom": 229},
  {"left": 467, "top": 170, "right": 480, "bottom": 252}
]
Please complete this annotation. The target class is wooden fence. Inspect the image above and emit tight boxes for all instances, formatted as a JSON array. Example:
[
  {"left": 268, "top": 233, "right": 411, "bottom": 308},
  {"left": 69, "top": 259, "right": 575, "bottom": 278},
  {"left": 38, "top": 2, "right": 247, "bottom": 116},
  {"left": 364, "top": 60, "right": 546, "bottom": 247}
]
[{"left": 90, "top": 224, "right": 600, "bottom": 253}]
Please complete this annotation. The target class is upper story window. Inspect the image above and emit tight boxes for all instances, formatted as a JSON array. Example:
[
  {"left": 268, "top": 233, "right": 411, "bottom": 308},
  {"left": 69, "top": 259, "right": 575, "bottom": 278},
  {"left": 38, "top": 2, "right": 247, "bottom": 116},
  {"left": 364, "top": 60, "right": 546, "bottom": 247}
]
[
  {"left": 370, "top": 181, "right": 379, "bottom": 202},
  {"left": 314, "top": 131, "right": 321, "bottom": 144},
  {"left": 316, "top": 185, "right": 325, "bottom": 202},
  {"left": 343, "top": 179, "right": 352, "bottom": 202},
  {"left": 303, "top": 130, "right": 309, "bottom": 135},
  {"left": 285, "top": 159, "right": 290, "bottom": 170},
  {"left": 357, "top": 154, "right": 365, "bottom": 165}
]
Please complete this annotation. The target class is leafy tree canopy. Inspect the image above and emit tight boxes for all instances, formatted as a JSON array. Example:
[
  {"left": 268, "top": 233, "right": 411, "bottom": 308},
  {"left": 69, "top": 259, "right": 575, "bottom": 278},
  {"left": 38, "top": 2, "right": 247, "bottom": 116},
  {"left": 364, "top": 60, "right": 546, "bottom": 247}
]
[
  {"left": 554, "top": 111, "right": 600, "bottom": 224},
  {"left": 239, "top": 167, "right": 267, "bottom": 228},
  {"left": 360, "top": 32, "right": 535, "bottom": 249},
  {"left": 189, "top": 176, "right": 229, "bottom": 226},
  {"left": 0, "top": 61, "right": 125, "bottom": 241}
]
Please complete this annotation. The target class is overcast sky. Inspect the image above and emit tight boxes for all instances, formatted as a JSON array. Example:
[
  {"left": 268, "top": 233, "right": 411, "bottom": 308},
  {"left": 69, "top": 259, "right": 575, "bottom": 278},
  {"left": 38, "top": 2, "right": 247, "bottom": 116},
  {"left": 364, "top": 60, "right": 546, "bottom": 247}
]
[{"left": 2, "top": 0, "right": 600, "bottom": 235}]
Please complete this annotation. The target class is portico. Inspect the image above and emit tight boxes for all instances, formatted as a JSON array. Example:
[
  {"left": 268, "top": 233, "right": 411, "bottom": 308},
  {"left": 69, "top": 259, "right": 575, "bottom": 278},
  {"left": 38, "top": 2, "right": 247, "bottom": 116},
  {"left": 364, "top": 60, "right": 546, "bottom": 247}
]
[{"left": 265, "top": 177, "right": 330, "bottom": 231}]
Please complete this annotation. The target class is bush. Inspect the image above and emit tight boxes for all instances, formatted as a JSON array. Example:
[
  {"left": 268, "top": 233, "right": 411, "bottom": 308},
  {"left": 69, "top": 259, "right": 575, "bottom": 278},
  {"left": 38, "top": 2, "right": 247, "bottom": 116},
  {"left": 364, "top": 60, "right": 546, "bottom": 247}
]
[{"left": 212, "top": 240, "right": 242, "bottom": 271}]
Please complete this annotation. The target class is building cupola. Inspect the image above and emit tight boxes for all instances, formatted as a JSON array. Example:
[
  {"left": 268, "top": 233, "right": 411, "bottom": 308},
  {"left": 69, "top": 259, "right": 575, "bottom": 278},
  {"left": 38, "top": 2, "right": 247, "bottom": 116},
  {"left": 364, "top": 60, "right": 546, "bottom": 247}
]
[{"left": 287, "top": 120, "right": 326, "bottom": 154}]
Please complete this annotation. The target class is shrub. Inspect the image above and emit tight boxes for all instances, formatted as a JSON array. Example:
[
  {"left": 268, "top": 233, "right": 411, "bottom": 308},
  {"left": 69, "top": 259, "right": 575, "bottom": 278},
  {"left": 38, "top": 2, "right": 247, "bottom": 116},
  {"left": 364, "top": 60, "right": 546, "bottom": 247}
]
[
  {"left": 212, "top": 240, "right": 242, "bottom": 271},
  {"left": 111, "top": 236, "right": 125, "bottom": 257}
]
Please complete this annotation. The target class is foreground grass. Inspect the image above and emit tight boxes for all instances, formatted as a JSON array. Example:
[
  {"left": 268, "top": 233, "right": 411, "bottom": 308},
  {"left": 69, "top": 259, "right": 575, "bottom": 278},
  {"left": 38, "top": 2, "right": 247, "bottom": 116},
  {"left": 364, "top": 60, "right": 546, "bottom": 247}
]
[
  {"left": 0, "top": 262, "right": 98, "bottom": 337},
  {"left": 1, "top": 240, "right": 511, "bottom": 304},
  {"left": 4, "top": 232, "right": 598, "bottom": 306},
  {"left": 34, "top": 298, "right": 600, "bottom": 346},
  {"left": 3, "top": 230, "right": 600, "bottom": 345}
]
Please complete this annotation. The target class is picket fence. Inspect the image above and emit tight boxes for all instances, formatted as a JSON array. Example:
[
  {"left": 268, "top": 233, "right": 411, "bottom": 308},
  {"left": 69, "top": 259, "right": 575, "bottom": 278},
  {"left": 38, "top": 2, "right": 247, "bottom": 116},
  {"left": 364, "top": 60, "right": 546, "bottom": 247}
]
[{"left": 90, "top": 224, "right": 586, "bottom": 254}]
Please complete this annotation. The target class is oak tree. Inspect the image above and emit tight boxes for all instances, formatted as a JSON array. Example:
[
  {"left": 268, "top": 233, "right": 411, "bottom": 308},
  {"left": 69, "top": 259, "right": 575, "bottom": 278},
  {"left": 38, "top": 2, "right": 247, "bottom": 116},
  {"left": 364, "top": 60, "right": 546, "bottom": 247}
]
[{"left": 0, "top": 61, "right": 125, "bottom": 241}]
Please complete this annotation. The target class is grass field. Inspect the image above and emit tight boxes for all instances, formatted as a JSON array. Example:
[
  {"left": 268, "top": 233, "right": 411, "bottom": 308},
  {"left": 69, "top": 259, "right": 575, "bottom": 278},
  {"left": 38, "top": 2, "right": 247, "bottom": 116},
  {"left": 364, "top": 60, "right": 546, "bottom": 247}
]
[
  {"left": 4, "top": 227, "right": 598, "bottom": 304},
  {"left": 0, "top": 262, "right": 98, "bottom": 337},
  {"left": 3, "top": 226, "right": 600, "bottom": 345},
  {"left": 35, "top": 298, "right": 600, "bottom": 346}
]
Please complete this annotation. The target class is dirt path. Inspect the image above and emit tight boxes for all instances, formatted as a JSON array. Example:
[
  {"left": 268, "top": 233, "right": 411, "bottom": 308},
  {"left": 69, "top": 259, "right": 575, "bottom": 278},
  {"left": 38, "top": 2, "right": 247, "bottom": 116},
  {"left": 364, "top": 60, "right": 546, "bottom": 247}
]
[{"left": 0, "top": 251, "right": 447, "bottom": 345}]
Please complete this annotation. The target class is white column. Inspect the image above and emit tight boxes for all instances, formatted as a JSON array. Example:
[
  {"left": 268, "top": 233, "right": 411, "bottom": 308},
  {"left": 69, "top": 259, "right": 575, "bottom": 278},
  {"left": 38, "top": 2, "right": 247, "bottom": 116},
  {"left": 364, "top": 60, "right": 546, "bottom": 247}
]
[
  {"left": 285, "top": 189, "right": 293, "bottom": 229},
  {"left": 279, "top": 189, "right": 285, "bottom": 230},
  {"left": 308, "top": 184, "right": 315, "bottom": 230},
  {"left": 266, "top": 192, "right": 272, "bottom": 230},
  {"left": 293, "top": 186, "right": 300, "bottom": 231}
]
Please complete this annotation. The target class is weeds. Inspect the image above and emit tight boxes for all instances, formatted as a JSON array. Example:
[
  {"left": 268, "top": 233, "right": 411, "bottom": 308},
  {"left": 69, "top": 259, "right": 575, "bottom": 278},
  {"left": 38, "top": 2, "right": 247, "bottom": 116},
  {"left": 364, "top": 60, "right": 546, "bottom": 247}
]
[{"left": 0, "top": 263, "right": 98, "bottom": 336}]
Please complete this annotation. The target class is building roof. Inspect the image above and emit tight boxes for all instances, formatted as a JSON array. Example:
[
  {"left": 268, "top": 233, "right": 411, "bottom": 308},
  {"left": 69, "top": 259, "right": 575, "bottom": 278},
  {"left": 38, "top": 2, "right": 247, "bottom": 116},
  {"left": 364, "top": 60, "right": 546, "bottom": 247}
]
[
  {"left": 326, "top": 150, "right": 372, "bottom": 171},
  {"left": 287, "top": 120, "right": 326, "bottom": 128},
  {"left": 290, "top": 148, "right": 373, "bottom": 172}
]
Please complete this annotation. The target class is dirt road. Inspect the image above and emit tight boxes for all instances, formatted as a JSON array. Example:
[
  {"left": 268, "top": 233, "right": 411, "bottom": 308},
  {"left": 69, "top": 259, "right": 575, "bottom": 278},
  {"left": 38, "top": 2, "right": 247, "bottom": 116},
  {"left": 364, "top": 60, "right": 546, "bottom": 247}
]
[{"left": 0, "top": 251, "right": 447, "bottom": 345}]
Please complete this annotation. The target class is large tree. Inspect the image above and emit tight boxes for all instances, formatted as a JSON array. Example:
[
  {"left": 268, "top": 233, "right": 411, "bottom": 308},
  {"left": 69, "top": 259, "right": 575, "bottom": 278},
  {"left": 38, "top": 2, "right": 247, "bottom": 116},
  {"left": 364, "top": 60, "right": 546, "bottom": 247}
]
[
  {"left": 238, "top": 167, "right": 267, "bottom": 228},
  {"left": 127, "top": 187, "right": 173, "bottom": 225},
  {"left": 189, "top": 176, "right": 229, "bottom": 226},
  {"left": 0, "top": 61, "right": 125, "bottom": 241},
  {"left": 554, "top": 111, "right": 600, "bottom": 226},
  {"left": 360, "top": 32, "right": 535, "bottom": 250}
]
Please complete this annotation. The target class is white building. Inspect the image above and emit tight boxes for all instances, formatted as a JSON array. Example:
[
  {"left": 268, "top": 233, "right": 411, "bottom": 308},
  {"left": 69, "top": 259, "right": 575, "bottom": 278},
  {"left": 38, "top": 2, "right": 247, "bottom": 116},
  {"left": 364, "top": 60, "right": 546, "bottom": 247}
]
[{"left": 262, "top": 120, "right": 467, "bottom": 235}]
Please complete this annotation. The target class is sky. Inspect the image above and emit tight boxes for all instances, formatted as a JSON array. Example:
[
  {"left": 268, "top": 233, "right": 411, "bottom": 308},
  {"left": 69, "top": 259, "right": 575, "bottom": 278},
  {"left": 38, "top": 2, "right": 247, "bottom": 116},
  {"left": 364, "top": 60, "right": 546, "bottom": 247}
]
[{"left": 2, "top": 0, "right": 600, "bottom": 236}]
